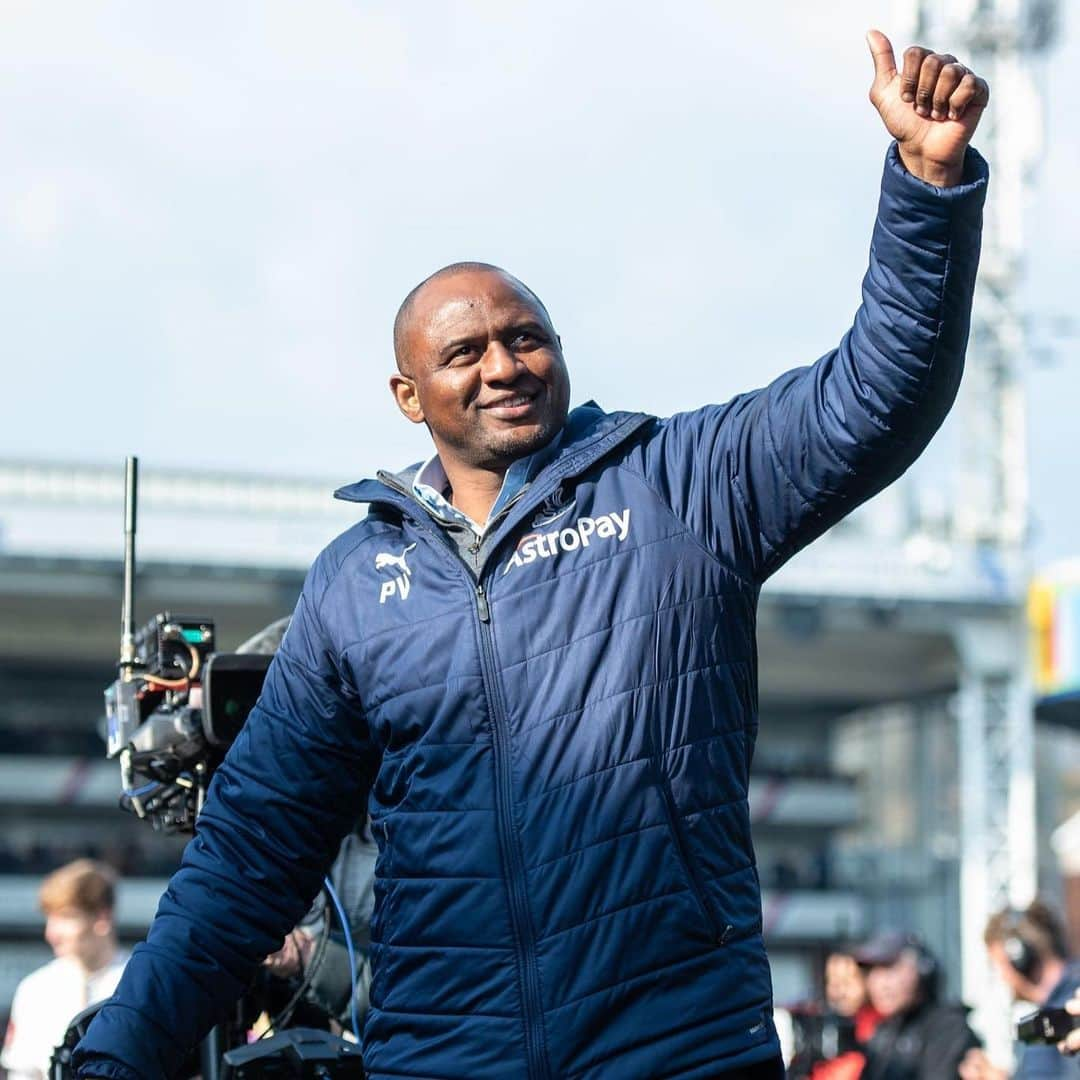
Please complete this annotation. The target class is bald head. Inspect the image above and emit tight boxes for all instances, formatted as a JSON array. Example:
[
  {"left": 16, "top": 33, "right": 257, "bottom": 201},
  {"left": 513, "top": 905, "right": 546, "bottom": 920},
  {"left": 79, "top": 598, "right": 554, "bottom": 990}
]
[
  {"left": 393, "top": 262, "right": 553, "bottom": 374},
  {"left": 387, "top": 261, "right": 570, "bottom": 477}
]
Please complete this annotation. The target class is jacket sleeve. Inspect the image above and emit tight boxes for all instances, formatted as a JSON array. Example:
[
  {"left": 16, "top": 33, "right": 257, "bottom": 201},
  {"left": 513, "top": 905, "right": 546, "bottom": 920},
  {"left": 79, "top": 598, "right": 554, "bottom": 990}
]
[
  {"left": 1014, "top": 1045, "right": 1080, "bottom": 1079},
  {"left": 631, "top": 142, "right": 987, "bottom": 583},
  {"left": 72, "top": 551, "right": 375, "bottom": 1080}
]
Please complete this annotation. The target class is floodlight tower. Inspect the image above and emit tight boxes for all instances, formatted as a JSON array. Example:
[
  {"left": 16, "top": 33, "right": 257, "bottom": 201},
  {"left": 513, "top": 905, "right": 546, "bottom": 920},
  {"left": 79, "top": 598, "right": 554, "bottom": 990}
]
[
  {"left": 893, "top": 0, "right": 1059, "bottom": 1059},
  {"left": 901, "top": 0, "right": 1057, "bottom": 549}
]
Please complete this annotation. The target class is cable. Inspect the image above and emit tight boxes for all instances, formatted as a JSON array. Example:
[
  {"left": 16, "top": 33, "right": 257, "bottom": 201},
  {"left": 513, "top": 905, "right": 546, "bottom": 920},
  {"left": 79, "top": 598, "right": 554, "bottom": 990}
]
[
  {"left": 141, "top": 641, "right": 202, "bottom": 689},
  {"left": 323, "top": 875, "right": 361, "bottom": 1043},
  {"left": 123, "top": 780, "right": 161, "bottom": 798},
  {"left": 261, "top": 896, "right": 332, "bottom": 1037},
  {"left": 140, "top": 674, "right": 189, "bottom": 690}
]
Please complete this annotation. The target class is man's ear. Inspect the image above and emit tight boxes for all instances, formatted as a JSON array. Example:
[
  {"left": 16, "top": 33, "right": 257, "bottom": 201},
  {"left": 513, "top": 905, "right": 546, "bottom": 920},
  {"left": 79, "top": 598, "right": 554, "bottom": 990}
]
[{"left": 389, "top": 373, "right": 425, "bottom": 425}]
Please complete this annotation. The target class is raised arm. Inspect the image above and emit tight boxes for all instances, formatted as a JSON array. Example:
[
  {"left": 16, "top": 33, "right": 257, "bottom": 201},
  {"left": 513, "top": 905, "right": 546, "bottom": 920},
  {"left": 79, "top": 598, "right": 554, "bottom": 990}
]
[
  {"left": 73, "top": 552, "right": 376, "bottom": 1080},
  {"left": 632, "top": 33, "right": 990, "bottom": 582}
]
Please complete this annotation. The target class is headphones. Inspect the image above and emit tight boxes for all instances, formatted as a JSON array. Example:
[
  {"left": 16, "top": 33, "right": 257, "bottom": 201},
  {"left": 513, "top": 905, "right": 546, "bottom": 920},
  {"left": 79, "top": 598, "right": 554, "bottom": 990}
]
[
  {"left": 993, "top": 907, "right": 1062, "bottom": 984},
  {"left": 997, "top": 915, "right": 1041, "bottom": 984}
]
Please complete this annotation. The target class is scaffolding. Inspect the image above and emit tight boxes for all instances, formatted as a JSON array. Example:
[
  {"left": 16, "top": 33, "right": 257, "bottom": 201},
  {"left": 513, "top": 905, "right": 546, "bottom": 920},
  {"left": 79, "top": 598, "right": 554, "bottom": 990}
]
[{"left": 896, "top": 0, "right": 1059, "bottom": 1057}]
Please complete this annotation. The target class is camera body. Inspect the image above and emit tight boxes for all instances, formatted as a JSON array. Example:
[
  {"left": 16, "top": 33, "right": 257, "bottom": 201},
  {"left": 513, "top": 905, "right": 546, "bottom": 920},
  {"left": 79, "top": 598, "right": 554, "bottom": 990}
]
[
  {"left": 1016, "top": 1006, "right": 1078, "bottom": 1045},
  {"left": 80, "top": 459, "right": 364, "bottom": 1077},
  {"left": 104, "top": 611, "right": 270, "bottom": 832}
]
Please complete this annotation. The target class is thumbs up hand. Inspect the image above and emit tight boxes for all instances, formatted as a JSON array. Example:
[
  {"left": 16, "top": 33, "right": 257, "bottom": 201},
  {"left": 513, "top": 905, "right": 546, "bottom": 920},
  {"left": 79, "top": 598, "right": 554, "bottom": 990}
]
[{"left": 866, "top": 29, "right": 989, "bottom": 187}]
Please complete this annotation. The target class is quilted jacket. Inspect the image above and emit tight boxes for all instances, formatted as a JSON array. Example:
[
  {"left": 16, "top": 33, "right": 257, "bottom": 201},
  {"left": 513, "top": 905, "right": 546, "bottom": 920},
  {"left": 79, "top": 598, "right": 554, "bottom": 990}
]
[{"left": 74, "top": 143, "right": 987, "bottom": 1080}]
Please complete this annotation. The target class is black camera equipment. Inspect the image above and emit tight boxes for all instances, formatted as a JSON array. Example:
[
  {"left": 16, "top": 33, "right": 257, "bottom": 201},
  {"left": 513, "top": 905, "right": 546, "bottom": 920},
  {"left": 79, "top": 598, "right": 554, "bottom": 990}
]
[
  {"left": 75, "top": 457, "right": 364, "bottom": 1080},
  {"left": 222, "top": 1028, "right": 364, "bottom": 1080},
  {"left": 103, "top": 458, "right": 271, "bottom": 833},
  {"left": 1016, "top": 1006, "right": 1079, "bottom": 1045}
]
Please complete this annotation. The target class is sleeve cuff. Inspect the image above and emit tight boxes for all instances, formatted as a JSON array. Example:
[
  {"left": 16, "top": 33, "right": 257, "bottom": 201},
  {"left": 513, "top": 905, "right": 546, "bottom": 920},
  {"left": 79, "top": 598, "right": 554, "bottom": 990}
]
[
  {"left": 882, "top": 141, "right": 989, "bottom": 214},
  {"left": 73, "top": 1060, "right": 147, "bottom": 1080}
]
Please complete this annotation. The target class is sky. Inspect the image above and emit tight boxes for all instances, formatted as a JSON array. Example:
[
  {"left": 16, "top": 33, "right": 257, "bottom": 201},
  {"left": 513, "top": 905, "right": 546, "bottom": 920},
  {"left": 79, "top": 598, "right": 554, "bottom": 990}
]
[{"left": 1, "top": 1, "right": 1076, "bottom": 566}]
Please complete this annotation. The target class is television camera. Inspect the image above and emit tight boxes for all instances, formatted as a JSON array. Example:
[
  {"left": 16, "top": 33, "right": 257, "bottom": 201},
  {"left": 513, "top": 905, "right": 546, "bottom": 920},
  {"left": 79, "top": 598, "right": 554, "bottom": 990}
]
[
  {"left": 103, "top": 458, "right": 271, "bottom": 832},
  {"left": 70, "top": 457, "right": 365, "bottom": 1080}
]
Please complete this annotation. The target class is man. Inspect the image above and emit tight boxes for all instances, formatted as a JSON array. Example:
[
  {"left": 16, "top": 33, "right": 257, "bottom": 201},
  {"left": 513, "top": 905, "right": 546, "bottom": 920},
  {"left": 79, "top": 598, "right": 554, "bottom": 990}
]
[
  {"left": 855, "top": 932, "right": 979, "bottom": 1080},
  {"left": 960, "top": 901, "right": 1080, "bottom": 1079},
  {"left": 73, "top": 30, "right": 990, "bottom": 1080},
  {"left": 2, "top": 860, "right": 127, "bottom": 1080}
]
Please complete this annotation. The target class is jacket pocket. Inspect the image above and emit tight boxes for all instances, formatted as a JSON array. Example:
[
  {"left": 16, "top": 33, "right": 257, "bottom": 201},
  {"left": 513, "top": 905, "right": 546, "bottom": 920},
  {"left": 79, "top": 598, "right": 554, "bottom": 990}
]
[{"left": 650, "top": 762, "right": 729, "bottom": 945}]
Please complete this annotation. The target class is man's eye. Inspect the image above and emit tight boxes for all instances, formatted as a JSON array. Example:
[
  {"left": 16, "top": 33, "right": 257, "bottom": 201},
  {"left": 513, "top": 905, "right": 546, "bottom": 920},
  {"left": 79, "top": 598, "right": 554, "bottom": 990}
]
[{"left": 512, "top": 331, "right": 541, "bottom": 348}]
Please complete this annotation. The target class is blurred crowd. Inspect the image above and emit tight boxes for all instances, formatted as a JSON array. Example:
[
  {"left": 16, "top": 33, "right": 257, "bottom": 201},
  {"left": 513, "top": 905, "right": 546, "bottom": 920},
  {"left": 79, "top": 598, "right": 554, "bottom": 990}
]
[
  {"left": 781, "top": 900, "right": 1080, "bottom": 1079},
  {"left": 4, "top": 854, "right": 1078, "bottom": 1079}
]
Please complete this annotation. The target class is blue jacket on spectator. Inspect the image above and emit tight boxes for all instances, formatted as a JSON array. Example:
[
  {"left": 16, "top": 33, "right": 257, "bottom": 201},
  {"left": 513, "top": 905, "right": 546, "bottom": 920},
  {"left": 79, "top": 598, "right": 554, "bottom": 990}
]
[{"left": 74, "top": 143, "right": 987, "bottom": 1080}]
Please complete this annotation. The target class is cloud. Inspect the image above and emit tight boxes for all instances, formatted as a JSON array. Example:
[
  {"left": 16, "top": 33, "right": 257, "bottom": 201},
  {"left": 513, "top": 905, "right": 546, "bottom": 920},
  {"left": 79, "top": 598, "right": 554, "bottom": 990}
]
[{"left": 1, "top": 1, "right": 1076, "bottom": 561}]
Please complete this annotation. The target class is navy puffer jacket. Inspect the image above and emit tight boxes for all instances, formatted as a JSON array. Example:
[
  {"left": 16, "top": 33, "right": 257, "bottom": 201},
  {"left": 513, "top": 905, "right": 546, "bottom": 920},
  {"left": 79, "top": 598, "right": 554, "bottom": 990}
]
[{"left": 75, "top": 144, "right": 987, "bottom": 1080}]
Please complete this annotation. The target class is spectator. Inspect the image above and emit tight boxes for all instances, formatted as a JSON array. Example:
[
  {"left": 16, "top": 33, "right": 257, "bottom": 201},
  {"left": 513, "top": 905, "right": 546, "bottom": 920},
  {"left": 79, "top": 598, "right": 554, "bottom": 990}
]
[
  {"left": 815, "top": 949, "right": 883, "bottom": 1076},
  {"left": 2, "top": 860, "right": 128, "bottom": 1080},
  {"left": 785, "top": 949, "right": 883, "bottom": 1079},
  {"left": 961, "top": 900, "right": 1080, "bottom": 1079},
  {"left": 857, "top": 932, "right": 980, "bottom": 1080}
]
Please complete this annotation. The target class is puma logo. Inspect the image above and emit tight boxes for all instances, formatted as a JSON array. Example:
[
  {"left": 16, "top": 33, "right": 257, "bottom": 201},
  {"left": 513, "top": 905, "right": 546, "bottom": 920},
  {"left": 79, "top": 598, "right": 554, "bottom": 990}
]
[
  {"left": 375, "top": 543, "right": 416, "bottom": 603},
  {"left": 375, "top": 544, "right": 415, "bottom": 575}
]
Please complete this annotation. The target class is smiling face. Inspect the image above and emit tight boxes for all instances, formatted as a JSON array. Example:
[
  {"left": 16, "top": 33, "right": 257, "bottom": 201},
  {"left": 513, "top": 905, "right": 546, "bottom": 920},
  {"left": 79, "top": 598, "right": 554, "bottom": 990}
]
[{"left": 390, "top": 267, "right": 571, "bottom": 475}]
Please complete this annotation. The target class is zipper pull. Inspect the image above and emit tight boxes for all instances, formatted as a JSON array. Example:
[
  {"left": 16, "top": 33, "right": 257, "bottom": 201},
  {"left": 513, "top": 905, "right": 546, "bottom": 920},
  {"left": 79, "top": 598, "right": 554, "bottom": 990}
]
[{"left": 476, "top": 584, "right": 490, "bottom": 623}]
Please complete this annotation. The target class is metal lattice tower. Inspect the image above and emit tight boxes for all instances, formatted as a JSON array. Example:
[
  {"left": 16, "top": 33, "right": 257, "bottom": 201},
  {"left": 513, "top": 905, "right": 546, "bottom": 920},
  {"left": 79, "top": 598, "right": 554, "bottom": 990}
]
[
  {"left": 892, "top": 0, "right": 1059, "bottom": 1058},
  {"left": 898, "top": 0, "right": 1058, "bottom": 546}
]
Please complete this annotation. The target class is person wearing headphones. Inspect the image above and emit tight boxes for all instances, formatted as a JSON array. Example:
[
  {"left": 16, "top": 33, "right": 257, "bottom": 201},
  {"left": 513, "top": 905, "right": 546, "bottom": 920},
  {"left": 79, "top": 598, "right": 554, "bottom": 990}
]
[
  {"left": 855, "top": 931, "right": 980, "bottom": 1080},
  {"left": 959, "top": 899, "right": 1080, "bottom": 1079}
]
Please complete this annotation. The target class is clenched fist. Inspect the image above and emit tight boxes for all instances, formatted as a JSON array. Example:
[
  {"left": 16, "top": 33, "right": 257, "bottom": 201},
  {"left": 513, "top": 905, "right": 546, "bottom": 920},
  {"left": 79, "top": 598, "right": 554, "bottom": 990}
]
[{"left": 867, "top": 29, "right": 990, "bottom": 188}]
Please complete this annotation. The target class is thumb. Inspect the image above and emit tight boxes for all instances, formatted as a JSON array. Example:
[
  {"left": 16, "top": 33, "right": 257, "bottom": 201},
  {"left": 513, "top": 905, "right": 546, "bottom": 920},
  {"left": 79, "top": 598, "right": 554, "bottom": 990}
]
[{"left": 866, "top": 28, "right": 897, "bottom": 86}]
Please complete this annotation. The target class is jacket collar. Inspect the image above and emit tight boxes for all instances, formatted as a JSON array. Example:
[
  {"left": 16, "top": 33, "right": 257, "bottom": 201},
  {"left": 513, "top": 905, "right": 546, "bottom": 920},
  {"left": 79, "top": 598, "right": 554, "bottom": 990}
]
[{"left": 333, "top": 402, "right": 650, "bottom": 511}]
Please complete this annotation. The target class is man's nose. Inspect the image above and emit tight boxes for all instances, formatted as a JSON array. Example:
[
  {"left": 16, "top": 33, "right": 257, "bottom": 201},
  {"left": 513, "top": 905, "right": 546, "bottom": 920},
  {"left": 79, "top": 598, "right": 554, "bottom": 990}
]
[{"left": 480, "top": 341, "right": 522, "bottom": 383}]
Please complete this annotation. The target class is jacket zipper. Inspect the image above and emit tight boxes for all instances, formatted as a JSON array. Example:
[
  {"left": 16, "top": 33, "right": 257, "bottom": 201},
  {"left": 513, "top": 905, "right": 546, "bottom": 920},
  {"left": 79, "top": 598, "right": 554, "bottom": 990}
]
[
  {"left": 366, "top": 480, "right": 549, "bottom": 1078},
  {"left": 473, "top": 580, "right": 550, "bottom": 1080},
  {"left": 361, "top": 423, "right": 655, "bottom": 1076}
]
